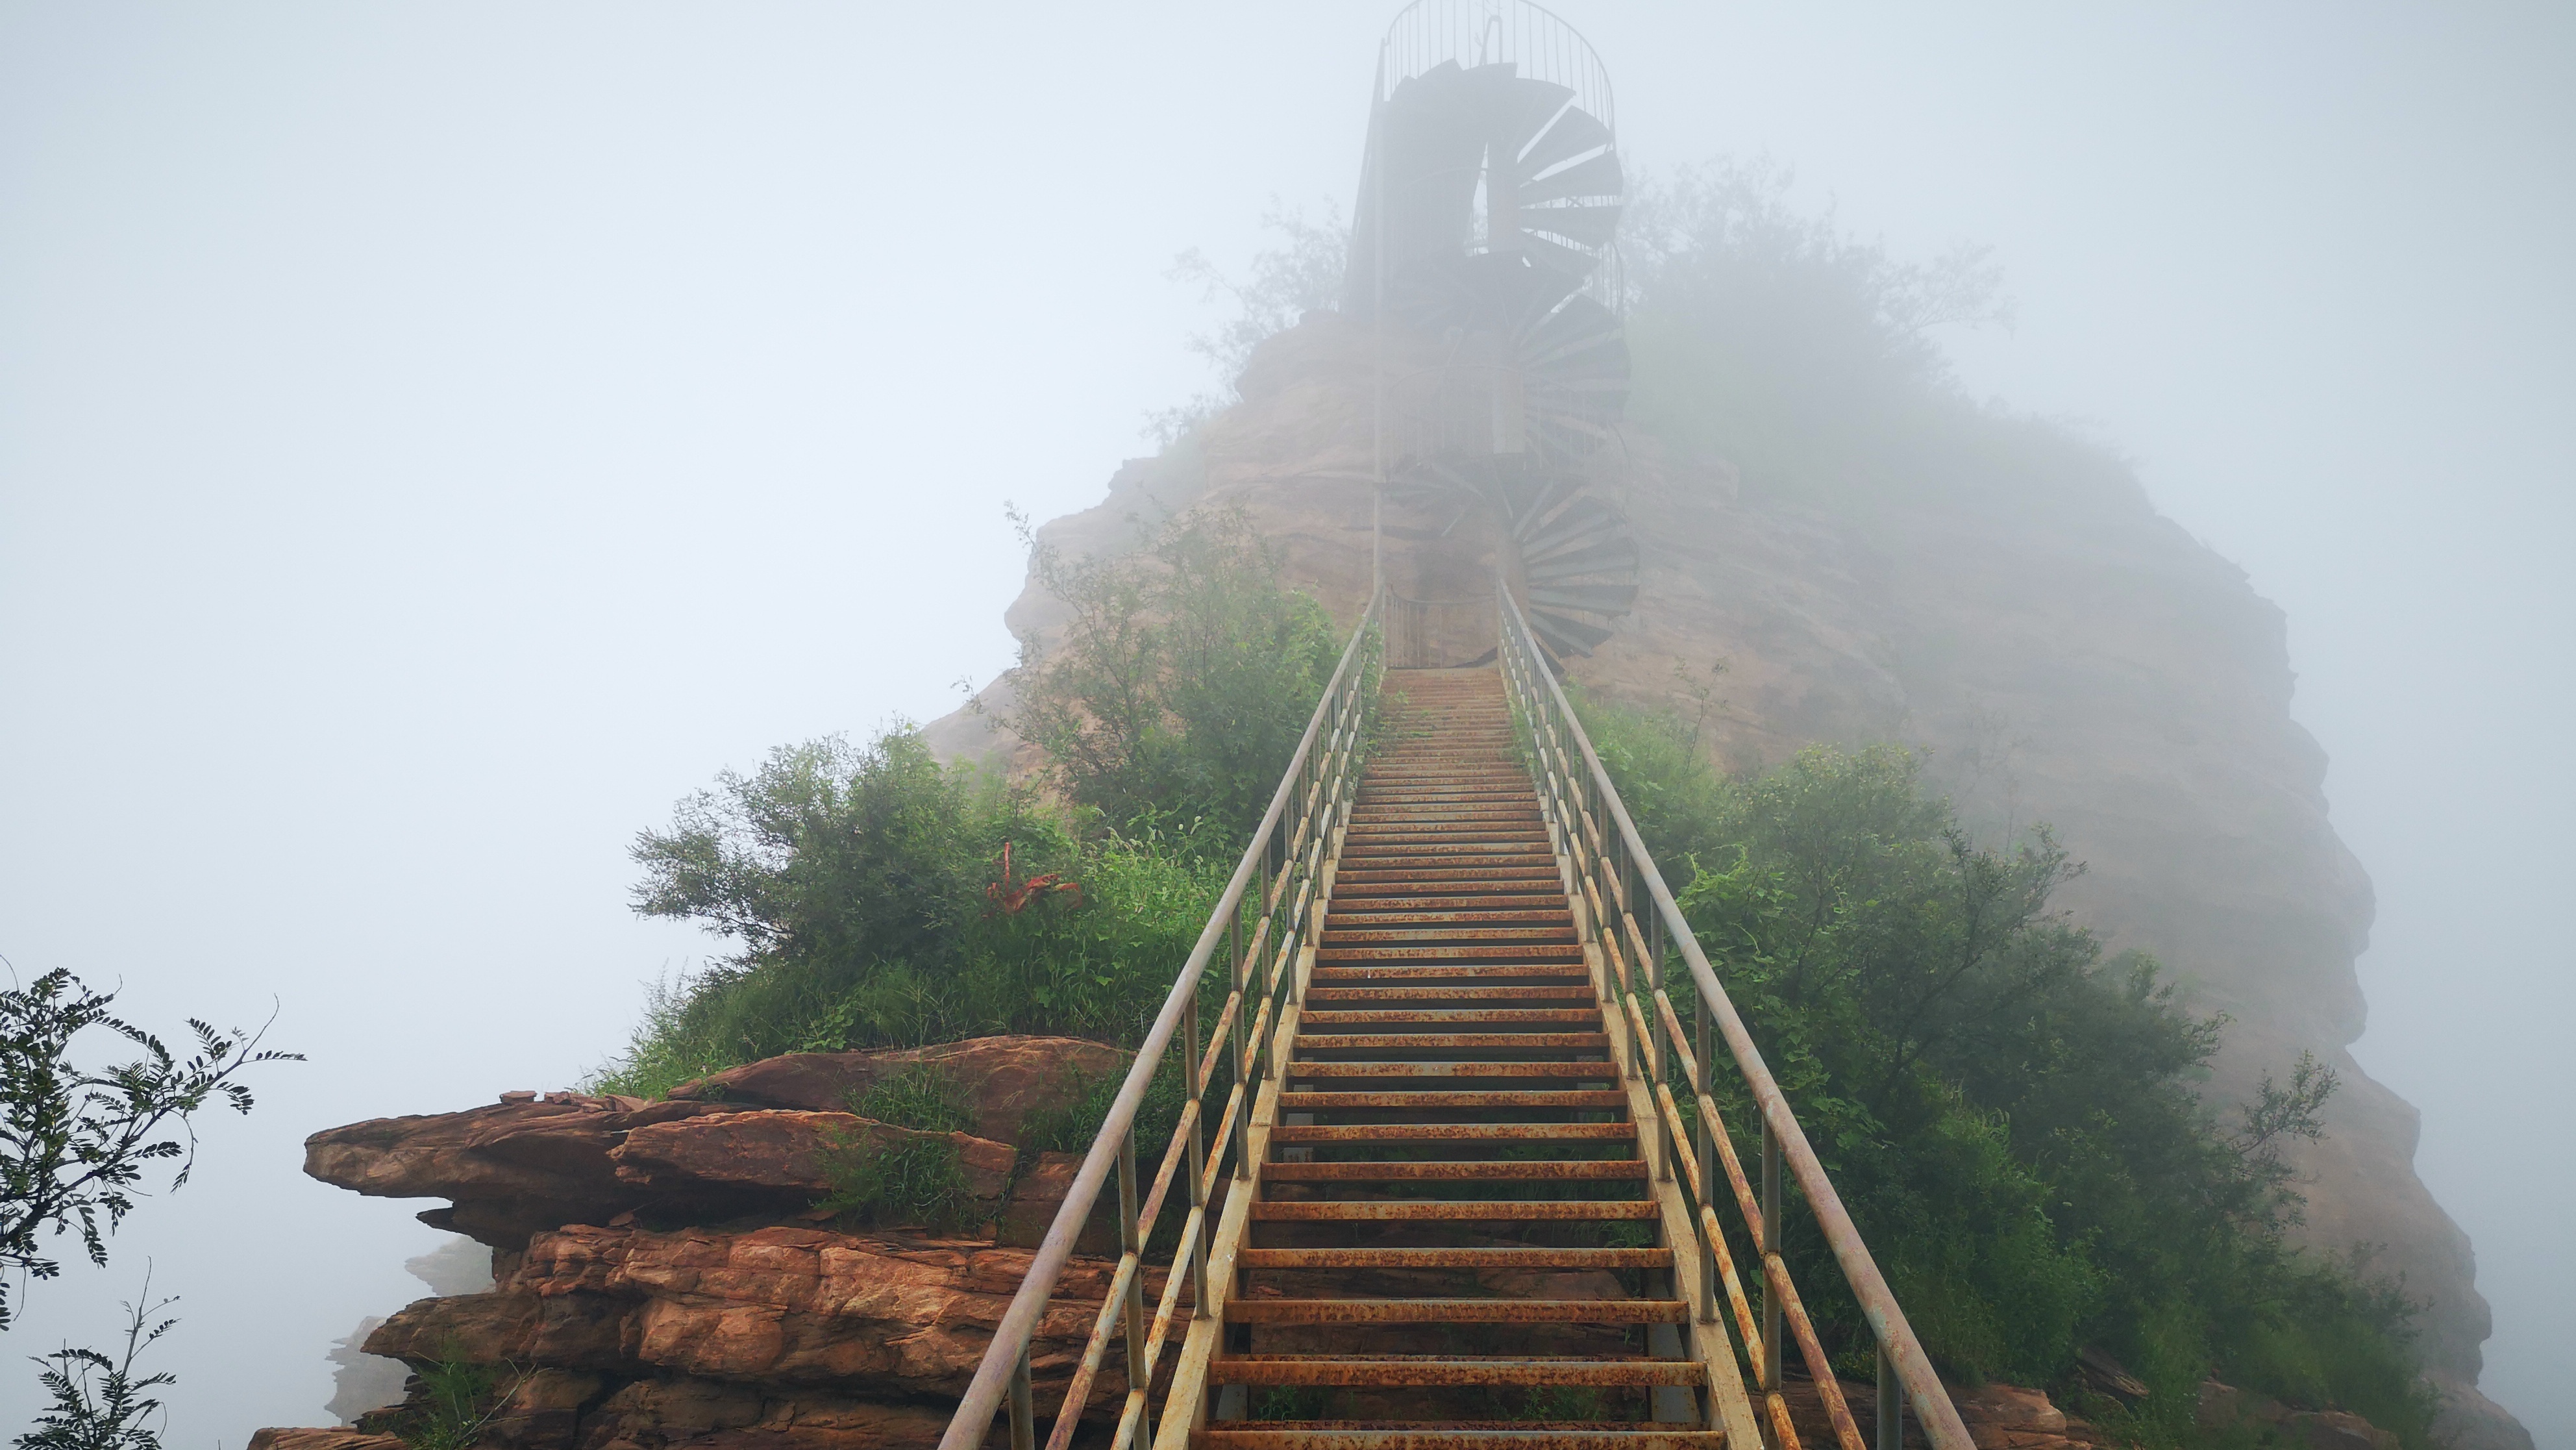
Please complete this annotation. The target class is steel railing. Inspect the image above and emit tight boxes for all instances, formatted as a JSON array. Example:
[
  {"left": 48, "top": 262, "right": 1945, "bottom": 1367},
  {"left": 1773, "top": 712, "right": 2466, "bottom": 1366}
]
[
  {"left": 1496, "top": 586, "right": 1975, "bottom": 1450},
  {"left": 937, "top": 588, "right": 1384, "bottom": 1450}
]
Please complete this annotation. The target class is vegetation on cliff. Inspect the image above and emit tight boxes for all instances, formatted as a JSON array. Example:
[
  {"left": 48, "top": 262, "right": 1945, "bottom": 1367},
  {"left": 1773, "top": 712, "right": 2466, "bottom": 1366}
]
[
  {"left": 1582, "top": 692, "right": 2433, "bottom": 1448},
  {"left": 597, "top": 508, "right": 1339, "bottom": 1097}
]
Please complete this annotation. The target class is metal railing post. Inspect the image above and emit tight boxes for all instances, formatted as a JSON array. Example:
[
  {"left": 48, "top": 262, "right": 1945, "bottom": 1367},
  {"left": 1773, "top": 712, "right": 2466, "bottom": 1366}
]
[
  {"left": 1009, "top": 1347, "right": 1034, "bottom": 1450},
  {"left": 1761, "top": 1119, "right": 1783, "bottom": 1393},
  {"left": 1878, "top": 1340, "right": 1905, "bottom": 1450},
  {"left": 1695, "top": 994, "right": 1716, "bottom": 1326},
  {"left": 1183, "top": 986, "right": 1210, "bottom": 1316},
  {"left": 1117, "top": 1128, "right": 1153, "bottom": 1448}
]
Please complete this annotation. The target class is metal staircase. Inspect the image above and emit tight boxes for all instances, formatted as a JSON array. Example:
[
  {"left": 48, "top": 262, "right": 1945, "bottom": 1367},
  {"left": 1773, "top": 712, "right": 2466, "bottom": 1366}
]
[
  {"left": 937, "top": 589, "right": 1974, "bottom": 1450},
  {"left": 1203, "top": 667, "right": 1720, "bottom": 1449}
]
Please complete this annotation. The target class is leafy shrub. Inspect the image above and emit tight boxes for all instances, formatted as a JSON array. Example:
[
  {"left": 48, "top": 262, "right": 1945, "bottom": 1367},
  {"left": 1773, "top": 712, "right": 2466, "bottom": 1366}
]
[
  {"left": 1006, "top": 505, "right": 1344, "bottom": 842},
  {"left": 593, "top": 735, "right": 1230, "bottom": 1097},
  {"left": 1578, "top": 692, "right": 2432, "bottom": 1442}
]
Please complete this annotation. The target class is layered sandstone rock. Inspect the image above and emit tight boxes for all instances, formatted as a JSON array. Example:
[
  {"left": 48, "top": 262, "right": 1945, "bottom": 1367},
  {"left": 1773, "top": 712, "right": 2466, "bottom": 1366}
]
[
  {"left": 926, "top": 314, "right": 2524, "bottom": 1450},
  {"left": 303, "top": 1034, "right": 1115, "bottom": 1249},
  {"left": 365, "top": 1225, "right": 1160, "bottom": 1402}
]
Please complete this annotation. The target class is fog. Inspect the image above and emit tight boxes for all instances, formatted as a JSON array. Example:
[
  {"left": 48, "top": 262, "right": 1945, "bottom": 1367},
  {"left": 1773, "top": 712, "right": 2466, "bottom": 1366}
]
[{"left": 1, "top": 4, "right": 2567, "bottom": 1446}]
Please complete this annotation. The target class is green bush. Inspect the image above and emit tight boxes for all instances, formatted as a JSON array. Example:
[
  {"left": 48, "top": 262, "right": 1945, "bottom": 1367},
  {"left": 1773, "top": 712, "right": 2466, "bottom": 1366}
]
[
  {"left": 1006, "top": 504, "right": 1344, "bottom": 842},
  {"left": 1578, "top": 693, "right": 2432, "bottom": 1443},
  {"left": 596, "top": 508, "right": 1341, "bottom": 1099},
  {"left": 592, "top": 760, "right": 1229, "bottom": 1098}
]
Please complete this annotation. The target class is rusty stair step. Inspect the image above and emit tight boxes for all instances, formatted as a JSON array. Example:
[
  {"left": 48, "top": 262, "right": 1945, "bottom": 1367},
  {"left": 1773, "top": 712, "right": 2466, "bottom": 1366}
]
[
  {"left": 1225, "top": 1299, "right": 1690, "bottom": 1325},
  {"left": 1298, "top": 1008, "right": 1604, "bottom": 1026},
  {"left": 1193, "top": 1428, "right": 1728, "bottom": 1450},
  {"left": 1261, "top": 1160, "right": 1645, "bottom": 1182},
  {"left": 1331, "top": 872, "right": 1563, "bottom": 888},
  {"left": 1249, "top": 1200, "right": 1655, "bottom": 1222},
  {"left": 1269, "top": 1121, "right": 1635, "bottom": 1142},
  {"left": 1307, "top": 966, "right": 1592, "bottom": 984},
  {"left": 1320, "top": 929, "right": 1578, "bottom": 947},
  {"left": 1237, "top": 1246, "right": 1672, "bottom": 1270},
  {"left": 1284, "top": 1061, "right": 1614, "bottom": 1081},
  {"left": 1315, "top": 945, "right": 1584, "bottom": 964},
  {"left": 1293, "top": 1032, "right": 1611, "bottom": 1053},
  {"left": 1205, "top": 1356, "right": 1700, "bottom": 1388},
  {"left": 1303, "top": 987, "right": 1594, "bottom": 1005},
  {"left": 1319, "top": 908, "right": 1572, "bottom": 924},
  {"left": 1278, "top": 1088, "right": 1625, "bottom": 1109}
]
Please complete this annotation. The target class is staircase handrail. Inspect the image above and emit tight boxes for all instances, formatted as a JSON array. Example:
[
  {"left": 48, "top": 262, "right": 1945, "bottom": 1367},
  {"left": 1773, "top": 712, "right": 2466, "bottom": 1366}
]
[
  {"left": 1496, "top": 586, "right": 1975, "bottom": 1450},
  {"left": 939, "top": 588, "right": 1385, "bottom": 1450}
]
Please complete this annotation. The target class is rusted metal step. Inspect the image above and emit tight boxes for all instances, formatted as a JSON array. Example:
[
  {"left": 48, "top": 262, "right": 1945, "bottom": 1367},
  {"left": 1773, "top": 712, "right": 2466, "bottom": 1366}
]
[
  {"left": 1226, "top": 1299, "right": 1688, "bottom": 1326},
  {"left": 1207, "top": 1356, "right": 1700, "bottom": 1388},
  {"left": 1317, "top": 908, "right": 1572, "bottom": 924},
  {"left": 1193, "top": 1428, "right": 1727, "bottom": 1450},
  {"left": 1235, "top": 1247, "right": 1673, "bottom": 1270},
  {"left": 1293, "top": 1032, "right": 1611, "bottom": 1053},
  {"left": 1276, "top": 1088, "right": 1623, "bottom": 1109},
  {"left": 1261, "top": 1159, "right": 1645, "bottom": 1183},
  {"left": 1314, "top": 945, "right": 1583, "bottom": 964},
  {"left": 1298, "top": 1008, "right": 1604, "bottom": 1027},
  {"left": 1283, "top": 1061, "right": 1613, "bottom": 1081},
  {"left": 1269, "top": 1121, "right": 1635, "bottom": 1143},
  {"left": 1302, "top": 986, "right": 1593, "bottom": 1005},
  {"left": 1332, "top": 871, "right": 1563, "bottom": 888},
  {"left": 1250, "top": 1200, "right": 1655, "bottom": 1222},
  {"left": 1319, "top": 937, "right": 1576, "bottom": 947}
]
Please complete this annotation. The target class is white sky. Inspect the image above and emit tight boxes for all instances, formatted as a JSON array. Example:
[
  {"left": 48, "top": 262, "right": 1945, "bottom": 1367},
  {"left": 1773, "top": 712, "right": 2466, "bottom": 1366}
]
[{"left": 2, "top": 5, "right": 2568, "bottom": 1446}]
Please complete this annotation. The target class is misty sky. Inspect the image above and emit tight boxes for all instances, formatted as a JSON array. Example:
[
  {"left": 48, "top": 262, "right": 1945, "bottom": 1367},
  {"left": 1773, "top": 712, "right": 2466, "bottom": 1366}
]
[{"left": 2, "top": 5, "right": 2569, "bottom": 1446}]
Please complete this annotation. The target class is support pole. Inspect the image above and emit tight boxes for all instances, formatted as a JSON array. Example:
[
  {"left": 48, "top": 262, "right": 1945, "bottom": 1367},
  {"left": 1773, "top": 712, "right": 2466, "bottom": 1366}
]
[
  {"left": 1762, "top": 1120, "right": 1783, "bottom": 1393},
  {"left": 1117, "top": 1130, "right": 1153, "bottom": 1449},
  {"left": 1878, "top": 1340, "right": 1906, "bottom": 1450}
]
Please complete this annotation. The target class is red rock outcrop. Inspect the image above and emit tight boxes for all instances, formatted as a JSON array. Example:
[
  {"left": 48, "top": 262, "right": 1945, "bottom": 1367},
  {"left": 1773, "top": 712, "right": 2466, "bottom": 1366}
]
[
  {"left": 365, "top": 1224, "right": 1161, "bottom": 1402},
  {"left": 304, "top": 1095, "right": 1016, "bottom": 1247}
]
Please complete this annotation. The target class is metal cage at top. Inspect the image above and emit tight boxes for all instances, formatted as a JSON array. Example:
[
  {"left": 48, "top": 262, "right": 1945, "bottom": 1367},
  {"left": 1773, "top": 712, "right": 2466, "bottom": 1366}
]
[{"left": 1348, "top": 0, "right": 1624, "bottom": 321}]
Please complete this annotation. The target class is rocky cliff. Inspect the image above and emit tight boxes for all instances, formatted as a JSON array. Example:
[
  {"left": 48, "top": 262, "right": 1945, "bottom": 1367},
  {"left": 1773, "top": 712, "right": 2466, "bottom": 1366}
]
[{"left": 923, "top": 315, "right": 2527, "bottom": 1450}]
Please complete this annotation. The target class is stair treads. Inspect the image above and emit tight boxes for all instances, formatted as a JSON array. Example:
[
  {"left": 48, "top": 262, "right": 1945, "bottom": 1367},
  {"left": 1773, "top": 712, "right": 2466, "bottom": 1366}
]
[
  {"left": 1303, "top": 986, "right": 1594, "bottom": 1004},
  {"left": 1294, "top": 1034, "right": 1611, "bottom": 1055},
  {"left": 1208, "top": 1356, "right": 1701, "bottom": 1388},
  {"left": 1225, "top": 1299, "right": 1690, "bottom": 1325},
  {"left": 1269, "top": 1121, "right": 1635, "bottom": 1142},
  {"left": 1194, "top": 1429, "right": 1726, "bottom": 1450},
  {"left": 1277, "top": 1089, "right": 1625, "bottom": 1109},
  {"left": 1261, "top": 1159, "right": 1645, "bottom": 1182},
  {"left": 1249, "top": 1200, "right": 1656, "bottom": 1222},
  {"left": 1283, "top": 1061, "right": 1615, "bottom": 1081},
  {"left": 1237, "top": 1247, "right": 1673, "bottom": 1269}
]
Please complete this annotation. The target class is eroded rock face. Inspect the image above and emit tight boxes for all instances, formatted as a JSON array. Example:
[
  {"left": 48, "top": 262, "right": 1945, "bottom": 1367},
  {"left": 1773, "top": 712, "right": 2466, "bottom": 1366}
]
[
  {"left": 668, "top": 1035, "right": 1125, "bottom": 1145},
  {"left": 306, "top": 1082, "right": 1019, "bottom": 1247},
  {"left": 361, "top": 1224, "right": 1158, "bottom": 1408}
]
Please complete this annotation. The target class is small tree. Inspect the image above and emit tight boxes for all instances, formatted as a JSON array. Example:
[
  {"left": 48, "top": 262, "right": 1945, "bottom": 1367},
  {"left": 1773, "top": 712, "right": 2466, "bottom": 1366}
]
[
  {"left": 1006, "top": 505, "right": 1343, "bottom": 841},
  {"left": 0, "top": 968, "right": 299, "bottom": 1330},
  {"left": 12, "top": 1275, "right": 176, "bottom": 1450}
]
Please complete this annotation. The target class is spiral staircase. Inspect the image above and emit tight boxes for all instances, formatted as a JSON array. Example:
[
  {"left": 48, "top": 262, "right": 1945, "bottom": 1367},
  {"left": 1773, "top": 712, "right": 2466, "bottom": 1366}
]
[{"left": 1347, "top": 12, "right": 1640, "bottom": 662}]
